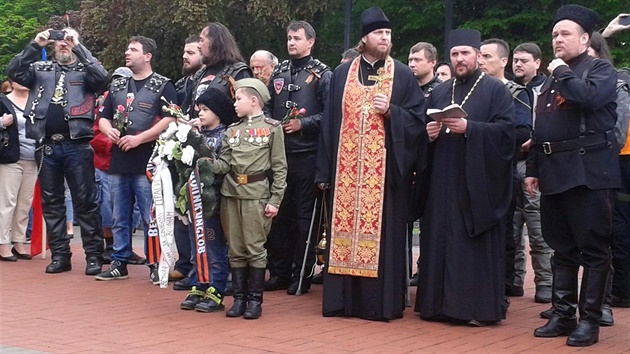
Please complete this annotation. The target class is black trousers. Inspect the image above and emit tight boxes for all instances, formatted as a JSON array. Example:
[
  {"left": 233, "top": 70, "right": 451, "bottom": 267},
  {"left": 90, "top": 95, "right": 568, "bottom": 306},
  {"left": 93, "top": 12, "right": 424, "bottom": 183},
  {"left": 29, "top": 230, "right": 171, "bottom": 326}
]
[
  {"left": 540, "top": 186, "right": 613, "bottom": 270},
  {"left": 504, "top": 174, "right": 519, "bottom": 287},
  {"left": 266, "top": 151, "right": 317, "bottom": 280},
  {"left": 612, "top": 156, "right": 630, "bottom": 299},
  {"left": 37, "top": 140, "right": 103, "bottom": 260}
]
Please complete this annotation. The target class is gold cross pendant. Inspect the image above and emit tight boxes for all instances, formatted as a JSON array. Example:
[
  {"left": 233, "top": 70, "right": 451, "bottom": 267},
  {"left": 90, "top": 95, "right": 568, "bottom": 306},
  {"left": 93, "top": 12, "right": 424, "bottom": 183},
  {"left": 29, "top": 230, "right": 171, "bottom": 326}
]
[{"left": 367, "top": 67, "right": 392, "bottom": 93}]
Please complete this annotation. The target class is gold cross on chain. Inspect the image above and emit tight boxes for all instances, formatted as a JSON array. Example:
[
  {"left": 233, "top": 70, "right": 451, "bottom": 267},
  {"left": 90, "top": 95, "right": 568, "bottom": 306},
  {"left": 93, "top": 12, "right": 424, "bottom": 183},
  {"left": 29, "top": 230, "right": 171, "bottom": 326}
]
[{"left": 367, "top": 67, "right": 392, "bottom": 93}]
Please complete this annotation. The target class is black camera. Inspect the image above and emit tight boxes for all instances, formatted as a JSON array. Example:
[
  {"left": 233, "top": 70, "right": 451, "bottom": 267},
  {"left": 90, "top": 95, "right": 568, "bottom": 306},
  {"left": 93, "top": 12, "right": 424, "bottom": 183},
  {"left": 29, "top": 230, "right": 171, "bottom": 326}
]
[{"left": 49, "top": 30, "right": 65, "bottom": 41}]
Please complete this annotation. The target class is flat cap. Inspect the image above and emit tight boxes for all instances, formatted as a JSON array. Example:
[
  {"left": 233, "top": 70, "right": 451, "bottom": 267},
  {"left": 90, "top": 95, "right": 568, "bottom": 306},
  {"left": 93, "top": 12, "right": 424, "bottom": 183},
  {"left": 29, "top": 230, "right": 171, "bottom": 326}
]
[{"left": 112, "top": 67, "right": 132, "bottom": 78}]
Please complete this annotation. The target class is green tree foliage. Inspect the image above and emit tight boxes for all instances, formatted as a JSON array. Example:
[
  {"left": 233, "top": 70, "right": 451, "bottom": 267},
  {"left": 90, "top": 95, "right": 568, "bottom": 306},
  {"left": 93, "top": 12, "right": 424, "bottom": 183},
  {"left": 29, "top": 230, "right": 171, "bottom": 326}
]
[
  {"left": 1, "top": 0, "right": 628, "bottom": 83},
  {"left": 78, "top": 0, "right": 334, "bottom": 80},
  {"left": 318, "top": 0, "right": 629, "bottom": 68}
]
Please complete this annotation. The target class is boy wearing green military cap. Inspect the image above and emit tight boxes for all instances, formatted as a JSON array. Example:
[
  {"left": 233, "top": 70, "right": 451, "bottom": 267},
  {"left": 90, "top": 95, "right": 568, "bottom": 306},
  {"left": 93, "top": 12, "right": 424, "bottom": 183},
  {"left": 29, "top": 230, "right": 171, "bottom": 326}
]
[{"left": 207, "top": 78, "right": 287, "bottom": 319}]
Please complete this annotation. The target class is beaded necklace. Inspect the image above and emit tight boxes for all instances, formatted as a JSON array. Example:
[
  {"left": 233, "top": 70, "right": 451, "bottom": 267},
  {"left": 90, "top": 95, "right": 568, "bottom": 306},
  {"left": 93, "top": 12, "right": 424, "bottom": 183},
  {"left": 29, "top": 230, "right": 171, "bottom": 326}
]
[{"left": 451, "top": 72, "right": 485, "bottom": 107}]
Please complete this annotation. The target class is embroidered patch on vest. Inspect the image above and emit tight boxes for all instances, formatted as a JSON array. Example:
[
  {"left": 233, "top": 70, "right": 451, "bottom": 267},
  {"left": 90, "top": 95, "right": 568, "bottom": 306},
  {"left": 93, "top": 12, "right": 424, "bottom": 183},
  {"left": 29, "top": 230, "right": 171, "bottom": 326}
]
[
  {"left": 70, "top": 94, "right": 95, "bottom": 116},
  {"left": 274, "top": 78, "right": 284, "bottom": 95},
  {"left": 138, "top": 101, "right": 153, "bottom": 110}
]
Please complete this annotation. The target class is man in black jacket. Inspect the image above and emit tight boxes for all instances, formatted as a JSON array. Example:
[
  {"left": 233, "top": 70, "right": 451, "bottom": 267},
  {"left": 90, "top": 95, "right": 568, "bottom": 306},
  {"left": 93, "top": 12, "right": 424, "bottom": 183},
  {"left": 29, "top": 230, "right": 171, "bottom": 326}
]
[
  {"left": 263, "top": 21, "right": 332, "bottom": 295},
  {"left": 526, "top": 5, "right": 620, "bottom": 347},
  {"left": 7, "top": 28, "right": 108, "bottom": 275}
]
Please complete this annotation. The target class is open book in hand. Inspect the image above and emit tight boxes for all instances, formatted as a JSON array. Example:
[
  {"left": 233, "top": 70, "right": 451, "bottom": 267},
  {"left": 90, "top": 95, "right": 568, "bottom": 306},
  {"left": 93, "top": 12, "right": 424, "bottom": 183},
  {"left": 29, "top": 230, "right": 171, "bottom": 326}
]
[{"left": 426, "top": 104, "right": 467, "bottom": 121}]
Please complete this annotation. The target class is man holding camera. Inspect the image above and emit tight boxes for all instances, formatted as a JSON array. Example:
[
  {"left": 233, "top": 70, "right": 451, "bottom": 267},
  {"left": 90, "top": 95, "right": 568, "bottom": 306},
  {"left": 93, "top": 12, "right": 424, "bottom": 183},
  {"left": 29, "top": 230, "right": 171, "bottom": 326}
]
[{"left": 7, "top": 28, "right": 108, "bottom": 275}]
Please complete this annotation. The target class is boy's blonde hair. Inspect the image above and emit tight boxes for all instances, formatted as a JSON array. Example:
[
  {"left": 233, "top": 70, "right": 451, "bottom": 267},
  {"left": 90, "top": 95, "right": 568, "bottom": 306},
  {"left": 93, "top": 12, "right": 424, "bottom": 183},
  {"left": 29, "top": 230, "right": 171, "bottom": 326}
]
[{"left": 238, "top": 87, "right": 264, "bottom": 109}]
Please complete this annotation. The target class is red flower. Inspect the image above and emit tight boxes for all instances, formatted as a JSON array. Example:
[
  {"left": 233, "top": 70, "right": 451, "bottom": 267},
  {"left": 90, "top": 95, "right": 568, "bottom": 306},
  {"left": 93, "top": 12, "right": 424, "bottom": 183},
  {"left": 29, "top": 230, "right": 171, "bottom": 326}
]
[{"left": 117, "top": 105, "right": 125, "bottom": 113}]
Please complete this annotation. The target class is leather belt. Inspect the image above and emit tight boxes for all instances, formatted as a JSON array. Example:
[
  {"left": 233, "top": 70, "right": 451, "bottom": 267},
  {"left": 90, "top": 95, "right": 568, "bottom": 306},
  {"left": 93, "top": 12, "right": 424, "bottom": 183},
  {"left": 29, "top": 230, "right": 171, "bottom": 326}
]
[
  {"left": 533, "top": 133, "right": 610, "bottom": 155},
  {"left": 43, "top": 133, "right": 71, "bottom": 144},
  {"left": 230, "top": 171, "right": 267, "bottom": 185}
]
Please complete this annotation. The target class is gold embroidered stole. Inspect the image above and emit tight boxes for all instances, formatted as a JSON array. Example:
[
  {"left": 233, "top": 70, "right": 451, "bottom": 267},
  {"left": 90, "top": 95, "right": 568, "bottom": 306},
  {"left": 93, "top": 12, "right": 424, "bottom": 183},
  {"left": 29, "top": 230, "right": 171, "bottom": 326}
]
[{"left": 328, "top": 56, "right": 394, "bottom": 278}]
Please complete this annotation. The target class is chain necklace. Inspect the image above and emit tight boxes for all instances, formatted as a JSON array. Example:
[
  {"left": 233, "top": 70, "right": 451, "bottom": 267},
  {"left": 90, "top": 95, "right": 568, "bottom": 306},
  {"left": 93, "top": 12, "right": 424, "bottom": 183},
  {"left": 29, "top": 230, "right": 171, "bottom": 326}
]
[{"left": 451, "top": 71, "right": 485, "bottom": 107}]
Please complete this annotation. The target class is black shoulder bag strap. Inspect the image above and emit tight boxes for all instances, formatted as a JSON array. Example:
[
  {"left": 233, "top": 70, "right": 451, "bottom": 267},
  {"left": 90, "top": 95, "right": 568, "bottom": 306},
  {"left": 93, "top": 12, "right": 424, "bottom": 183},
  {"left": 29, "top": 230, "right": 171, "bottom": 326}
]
[{"left": 579, "top": 59, "right": 597, "bottom": 136}]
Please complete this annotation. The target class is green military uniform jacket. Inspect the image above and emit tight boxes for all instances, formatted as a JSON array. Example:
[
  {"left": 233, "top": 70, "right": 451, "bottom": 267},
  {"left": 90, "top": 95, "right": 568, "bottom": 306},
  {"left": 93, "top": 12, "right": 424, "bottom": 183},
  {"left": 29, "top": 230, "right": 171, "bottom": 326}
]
[{"left": 210, "top": 113, "right": 288, "bottom": 208}]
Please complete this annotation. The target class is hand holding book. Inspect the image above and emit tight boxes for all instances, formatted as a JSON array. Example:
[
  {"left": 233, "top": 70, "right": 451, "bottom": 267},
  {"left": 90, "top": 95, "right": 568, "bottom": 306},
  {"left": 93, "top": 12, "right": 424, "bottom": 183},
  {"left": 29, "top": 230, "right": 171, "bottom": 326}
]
[
  {"left": 427, "top": 104, "right": 468, "bottom": 134},
  {"left": 426, "top": 103, "right": 467, "bottom": 121}
]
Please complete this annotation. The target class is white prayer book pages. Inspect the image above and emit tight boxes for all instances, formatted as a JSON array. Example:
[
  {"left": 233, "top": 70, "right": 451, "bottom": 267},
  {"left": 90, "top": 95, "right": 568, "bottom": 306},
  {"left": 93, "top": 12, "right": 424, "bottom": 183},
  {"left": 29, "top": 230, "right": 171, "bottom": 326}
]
[{"left": 426, "top": 104, "right": 468, "bottom": 121}]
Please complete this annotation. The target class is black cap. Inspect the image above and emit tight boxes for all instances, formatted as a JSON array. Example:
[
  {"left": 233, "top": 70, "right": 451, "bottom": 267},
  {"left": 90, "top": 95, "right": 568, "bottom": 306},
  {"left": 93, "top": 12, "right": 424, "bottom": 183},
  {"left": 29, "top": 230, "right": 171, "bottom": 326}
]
[
  {"left": 360, "top": 7, "right": 391, "bottom": 37},
  {"left": 196, "top": 88, "right": 236, "bottom": 126},
  {"left": 553, "top": 4, "right": 599, "bottom": 35},
  {"left": 448, "top": 29, "right": 481, "bottom": 50}
]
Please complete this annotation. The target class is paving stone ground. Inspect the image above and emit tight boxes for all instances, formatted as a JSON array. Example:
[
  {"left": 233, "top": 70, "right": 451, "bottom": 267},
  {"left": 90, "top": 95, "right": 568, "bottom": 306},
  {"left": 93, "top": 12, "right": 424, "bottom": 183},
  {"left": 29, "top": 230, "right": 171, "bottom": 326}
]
[{"left": 1, "top": 233, "right": 629, "bottom": 353}]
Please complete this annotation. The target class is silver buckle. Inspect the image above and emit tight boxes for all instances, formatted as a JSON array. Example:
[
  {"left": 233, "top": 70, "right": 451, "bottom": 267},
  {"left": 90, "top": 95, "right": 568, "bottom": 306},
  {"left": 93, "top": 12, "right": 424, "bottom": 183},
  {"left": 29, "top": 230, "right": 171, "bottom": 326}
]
[
  {"left": 284, "top": 84, "right": 301, "bottom": 92},
  {"left": 542, "top": 142, "right": 552, "bottom": 155},
  {"left": 51, "top": 134, "right": 65, "bottom": 142},
  {"left": 283, "top": 101, "right": 297, "bottom": 109}
]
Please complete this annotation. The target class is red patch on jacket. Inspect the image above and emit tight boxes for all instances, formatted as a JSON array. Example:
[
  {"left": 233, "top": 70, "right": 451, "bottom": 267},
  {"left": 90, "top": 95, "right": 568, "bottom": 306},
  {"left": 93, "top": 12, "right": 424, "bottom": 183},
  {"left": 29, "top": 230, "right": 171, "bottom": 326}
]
[{"left": 70, "top": 94, "right": 95, "bottom": 116}]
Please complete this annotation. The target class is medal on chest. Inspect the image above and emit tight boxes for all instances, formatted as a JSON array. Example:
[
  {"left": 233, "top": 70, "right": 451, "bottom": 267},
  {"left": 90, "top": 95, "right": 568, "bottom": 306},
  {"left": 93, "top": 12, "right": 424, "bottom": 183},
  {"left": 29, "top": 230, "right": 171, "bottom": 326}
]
[{"left": 228, "top": 129, "right": 241, "bottom": 145}]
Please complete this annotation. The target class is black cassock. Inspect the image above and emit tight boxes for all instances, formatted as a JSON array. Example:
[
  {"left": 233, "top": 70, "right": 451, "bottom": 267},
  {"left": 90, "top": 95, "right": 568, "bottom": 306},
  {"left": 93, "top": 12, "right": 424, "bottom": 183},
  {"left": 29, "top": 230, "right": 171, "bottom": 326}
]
[
  {"left": 415, "top": 69, "right": 514, "bottom": 323},
  {"left": 315, "top": 57, "right": 425, "bottom": 321}
]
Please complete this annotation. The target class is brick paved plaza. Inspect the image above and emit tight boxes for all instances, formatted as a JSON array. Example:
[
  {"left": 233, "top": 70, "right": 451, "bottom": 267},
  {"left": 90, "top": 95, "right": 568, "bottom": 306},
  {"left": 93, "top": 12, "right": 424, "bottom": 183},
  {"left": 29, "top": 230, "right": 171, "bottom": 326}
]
[{"left": 1, "top": 236, "right": 629, "bottom": 353}]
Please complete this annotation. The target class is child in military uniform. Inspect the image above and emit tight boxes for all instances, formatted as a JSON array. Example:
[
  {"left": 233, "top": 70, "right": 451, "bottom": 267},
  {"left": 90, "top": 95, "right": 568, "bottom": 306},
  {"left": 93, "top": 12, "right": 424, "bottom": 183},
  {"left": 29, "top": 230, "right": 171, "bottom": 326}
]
[
  {"left": 178, "top": 88, "right": 235, "bottom": 313},
  {"left": 208, "top": 78, "right": 287, "bottom": 319}
]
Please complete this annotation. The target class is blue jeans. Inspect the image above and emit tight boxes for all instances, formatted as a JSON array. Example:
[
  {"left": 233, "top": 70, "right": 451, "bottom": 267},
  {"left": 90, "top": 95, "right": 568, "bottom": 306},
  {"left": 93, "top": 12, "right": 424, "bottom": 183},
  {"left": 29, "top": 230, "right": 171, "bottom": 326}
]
[
  {"left": 109, "top": 174, "right": 151, "bottom": 262},
  {"left": 174, "top": 217, "right": 192, "bottom": 275},
  {"left": 187, "top": 214, "right": 228, "bottom": 294},
  {"left": 26, "top": 208, "right": 33, "bottom": 239},
  {"left": 64, "top": 180, "right": 73, "bottom": 223},
  {"left": 95, "top": 168, "right": 113, "bottom": 228}
]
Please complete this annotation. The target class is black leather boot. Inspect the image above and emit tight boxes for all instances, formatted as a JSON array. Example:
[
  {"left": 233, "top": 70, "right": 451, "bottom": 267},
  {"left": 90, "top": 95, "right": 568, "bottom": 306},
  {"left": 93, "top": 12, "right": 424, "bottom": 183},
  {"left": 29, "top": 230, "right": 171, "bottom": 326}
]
[
  {"left": 599, "top": 268, "right": 614, "bottom": 326},
  {"left": 85, "top": 256, "right": 103, "bottom": 275},
  {"left": 287, "top": 276, "right": 311, "bottom": 295},
  {"left": 567, "top": 268, "right": 608, "bottom": 347},
  {"left": 534, "top": 265, "right": 579, "bottom": 337},
  {"left": 40, "top": 170, "right": 73, "bottom": 270},
  {"left": 226, "top": 267, "right": 249, "bottom": 318},
  {"left": 244, "top": 267, "right": 266, "bottom": 319},
  {"left": 45, "top": 258, "right": 72, "bottom": 273}
]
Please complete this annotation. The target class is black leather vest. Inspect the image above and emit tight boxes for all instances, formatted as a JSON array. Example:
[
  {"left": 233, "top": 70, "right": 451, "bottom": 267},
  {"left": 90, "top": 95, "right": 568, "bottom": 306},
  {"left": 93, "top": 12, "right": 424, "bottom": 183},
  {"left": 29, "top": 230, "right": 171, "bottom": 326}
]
[
  {"left": 271, "top": 59, "right": 328, "bottom": 120},
  {"left": 185, "top": 62, "right": 251, "bottom": 116},
  {"left": 109, "top": 73, "right": 170, "bottom": 134},
  {"left": 270, "top": 58, "right": 330, "bottom": 153},
  {"left": 24, "top": 61, "right": 96, "bottom": 140}
]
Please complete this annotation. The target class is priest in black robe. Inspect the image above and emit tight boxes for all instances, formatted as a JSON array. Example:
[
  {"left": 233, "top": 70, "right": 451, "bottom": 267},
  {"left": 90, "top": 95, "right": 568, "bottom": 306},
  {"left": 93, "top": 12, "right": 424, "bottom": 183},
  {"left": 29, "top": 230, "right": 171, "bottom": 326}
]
[
  {"left": 314, "top": 7, "right": 425, "bottom": 321},
  {"left": 414, "top": 29, "right": 515, "bottom": 325}
]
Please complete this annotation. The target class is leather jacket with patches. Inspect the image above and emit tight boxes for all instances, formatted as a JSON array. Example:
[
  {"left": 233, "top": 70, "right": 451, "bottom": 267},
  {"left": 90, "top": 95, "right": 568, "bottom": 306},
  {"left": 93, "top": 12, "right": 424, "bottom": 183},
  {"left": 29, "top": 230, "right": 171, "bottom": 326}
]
[
  {"left": 7, "top": 42, "right": 108, "bottom": 141},
  {"left": 264, "top": 57, "right": 332, "bottom": 153},
  {"left": 108, "top": 73, "right": 170, "bottom": 134}
]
